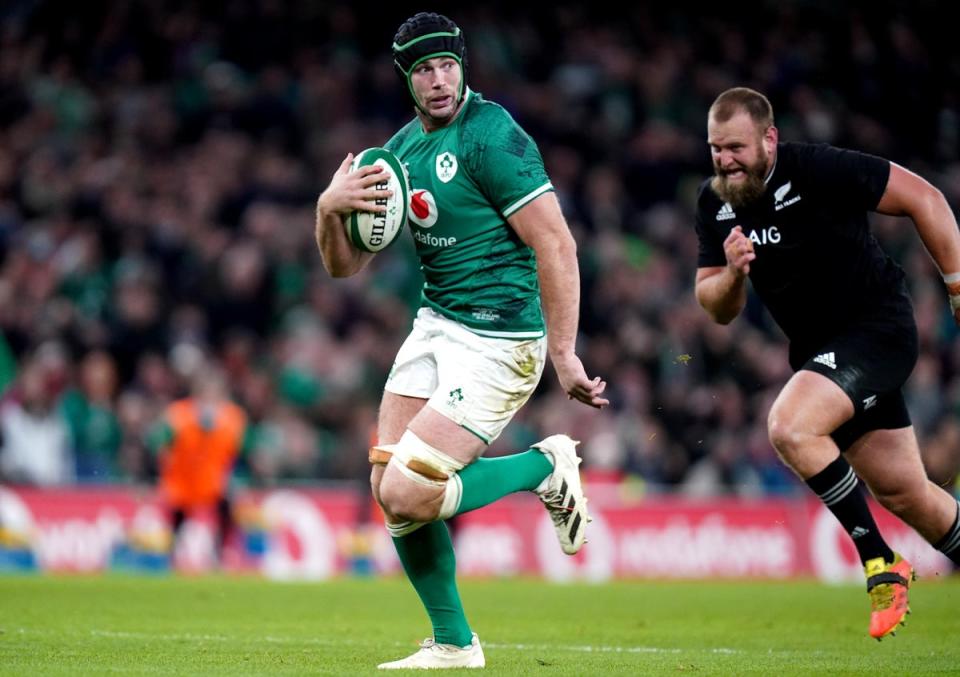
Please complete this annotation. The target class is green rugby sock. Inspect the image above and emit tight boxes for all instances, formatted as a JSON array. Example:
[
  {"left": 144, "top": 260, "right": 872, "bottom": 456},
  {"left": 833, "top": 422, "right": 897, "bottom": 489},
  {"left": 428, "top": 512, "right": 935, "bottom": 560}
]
[
  {"left": 454, "top": 450, "right": 552, "bottom": 515},
  {"left": 392, "top": 521, "right": 473, "bottom": 647}
]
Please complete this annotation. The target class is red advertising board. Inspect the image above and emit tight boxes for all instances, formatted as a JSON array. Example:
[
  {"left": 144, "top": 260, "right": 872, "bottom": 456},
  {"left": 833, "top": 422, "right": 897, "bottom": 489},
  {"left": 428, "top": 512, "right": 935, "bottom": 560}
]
[{"left": 0, "top": 485, "right": 952, "bottom": 581}]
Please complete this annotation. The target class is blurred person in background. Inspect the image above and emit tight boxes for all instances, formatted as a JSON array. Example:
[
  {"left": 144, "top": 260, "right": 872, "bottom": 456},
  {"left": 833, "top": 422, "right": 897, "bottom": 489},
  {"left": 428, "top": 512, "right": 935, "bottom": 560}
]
[
  {"left": 694, "top": 87, "right": 960, "bottom": 640},
  {"left": 60, "top": 350, "right": 122, "bottom": 481},
  {"left": 148, "top": 364, "right": 247, "bottom": 565},
  {"left": 315, "top": 11, "right": 607, "bottom": 670},
  {"left": 0, "top": 351, "right": 72, "bottom": 485},
  {"left": 115, "top": 389, "right": 156, "bottom": 481}
]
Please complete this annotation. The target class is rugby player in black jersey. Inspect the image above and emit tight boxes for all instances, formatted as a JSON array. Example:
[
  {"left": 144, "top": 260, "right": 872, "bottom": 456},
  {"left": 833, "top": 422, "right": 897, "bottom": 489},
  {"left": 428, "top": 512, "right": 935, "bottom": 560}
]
[{"left": 694, "top": 87, "right": 960, "bottom": 640}]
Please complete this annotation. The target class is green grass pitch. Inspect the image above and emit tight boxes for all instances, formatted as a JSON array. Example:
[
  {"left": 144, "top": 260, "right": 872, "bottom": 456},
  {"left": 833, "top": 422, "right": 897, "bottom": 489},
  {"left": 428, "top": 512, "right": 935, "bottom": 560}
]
[{"left": 1, "top": 575, "right": 958, "bottom": 675}]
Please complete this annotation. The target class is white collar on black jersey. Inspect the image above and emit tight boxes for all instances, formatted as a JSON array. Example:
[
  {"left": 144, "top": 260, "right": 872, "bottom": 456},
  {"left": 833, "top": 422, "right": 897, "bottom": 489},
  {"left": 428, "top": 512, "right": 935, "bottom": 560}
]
[{"left": 763, "top": 155, "right": 778, "bottom": 185}]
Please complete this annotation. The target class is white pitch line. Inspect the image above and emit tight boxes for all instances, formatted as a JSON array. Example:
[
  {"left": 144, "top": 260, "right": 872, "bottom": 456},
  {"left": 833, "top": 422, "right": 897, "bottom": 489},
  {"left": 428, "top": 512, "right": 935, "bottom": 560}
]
[
  {"left": 87, "top": 630, "right": 740, "bottom": 655},
  {"left": 486, "top": 643, "right": 740, "bottom": 655}
]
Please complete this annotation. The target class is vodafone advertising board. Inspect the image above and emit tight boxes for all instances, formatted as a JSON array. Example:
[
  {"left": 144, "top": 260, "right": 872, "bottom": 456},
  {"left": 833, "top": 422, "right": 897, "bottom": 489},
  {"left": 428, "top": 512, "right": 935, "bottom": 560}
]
[{"left": 0, "top": 486, "right": 951, "bottom": 581}]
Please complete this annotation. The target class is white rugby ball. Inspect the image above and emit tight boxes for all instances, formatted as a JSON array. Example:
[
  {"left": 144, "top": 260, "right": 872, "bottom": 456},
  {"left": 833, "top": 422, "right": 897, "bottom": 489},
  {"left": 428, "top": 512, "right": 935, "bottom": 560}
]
[{"left": 345, "top": 147, "right": 409, "bottom": 253}]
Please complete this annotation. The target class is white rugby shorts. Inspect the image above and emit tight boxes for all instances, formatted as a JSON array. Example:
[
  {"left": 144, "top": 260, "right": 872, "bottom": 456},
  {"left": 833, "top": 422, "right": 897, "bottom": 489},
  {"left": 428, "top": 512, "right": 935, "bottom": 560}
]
[{"left": 385, "top": 307, "right": 547, "bottom": 443}]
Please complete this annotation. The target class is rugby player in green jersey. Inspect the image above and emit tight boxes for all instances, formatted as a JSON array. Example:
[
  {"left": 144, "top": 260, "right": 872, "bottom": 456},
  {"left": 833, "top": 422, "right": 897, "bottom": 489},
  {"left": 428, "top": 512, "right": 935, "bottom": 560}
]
[{"left": 315, "top": 11, "right": 608, "bottom": 670}]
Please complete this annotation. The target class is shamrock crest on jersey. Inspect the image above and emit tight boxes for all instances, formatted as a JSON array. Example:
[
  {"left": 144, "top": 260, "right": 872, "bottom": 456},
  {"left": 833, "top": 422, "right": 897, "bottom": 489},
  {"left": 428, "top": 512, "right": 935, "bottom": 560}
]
[{"left": 436, "top": 152, "right": 458, "bottom": 183}]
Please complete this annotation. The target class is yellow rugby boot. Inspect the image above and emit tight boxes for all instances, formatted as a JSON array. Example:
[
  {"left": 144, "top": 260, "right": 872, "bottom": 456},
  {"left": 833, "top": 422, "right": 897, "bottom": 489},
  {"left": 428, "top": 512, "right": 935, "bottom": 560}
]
[{"left": 865, "top": 553, "right": 914, "bottom": 640}]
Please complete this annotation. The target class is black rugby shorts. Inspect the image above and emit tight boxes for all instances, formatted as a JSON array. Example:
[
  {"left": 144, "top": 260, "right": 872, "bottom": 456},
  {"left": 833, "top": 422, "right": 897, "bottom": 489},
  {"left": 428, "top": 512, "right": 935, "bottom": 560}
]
[{"left": 792, "top": 318, "right": 918, "bottom": 452}]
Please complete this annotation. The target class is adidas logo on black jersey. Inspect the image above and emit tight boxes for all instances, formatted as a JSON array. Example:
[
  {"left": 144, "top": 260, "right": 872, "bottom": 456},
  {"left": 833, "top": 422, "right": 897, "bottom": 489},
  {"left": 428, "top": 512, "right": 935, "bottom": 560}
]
[
  {"left": 716, "top": 202, "right": 736, "bottom": 221},
  {"left": 813, "top": 352, "right": 837, "bottom": 370}
]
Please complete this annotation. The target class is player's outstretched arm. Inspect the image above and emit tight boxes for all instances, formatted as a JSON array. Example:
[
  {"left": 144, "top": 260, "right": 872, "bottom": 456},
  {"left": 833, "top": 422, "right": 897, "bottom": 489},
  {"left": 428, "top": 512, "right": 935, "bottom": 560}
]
[
  {"left": 695, "top": 225, "right": 755, "bottom": 324},
  {"left": 508, "top": 192, "right": 608, "bottom": 409},
  {"left": 876, "top": 163, "right": 960, "bottom": 324},
  {"left": 315, "top": 153, "right": 386, "bottom": 277}
]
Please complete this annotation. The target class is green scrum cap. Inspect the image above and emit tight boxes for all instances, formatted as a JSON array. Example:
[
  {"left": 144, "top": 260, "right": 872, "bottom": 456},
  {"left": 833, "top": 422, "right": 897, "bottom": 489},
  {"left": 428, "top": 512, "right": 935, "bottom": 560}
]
[{"left": 392, "top": 12, "right": 467, "bottom": 113}]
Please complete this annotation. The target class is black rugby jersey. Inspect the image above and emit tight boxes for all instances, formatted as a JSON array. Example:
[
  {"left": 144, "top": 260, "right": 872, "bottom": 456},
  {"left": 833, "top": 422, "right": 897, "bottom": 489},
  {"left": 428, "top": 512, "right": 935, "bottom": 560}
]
[{"left": 695, "top": 142, "right": 911, "bottom": 348}]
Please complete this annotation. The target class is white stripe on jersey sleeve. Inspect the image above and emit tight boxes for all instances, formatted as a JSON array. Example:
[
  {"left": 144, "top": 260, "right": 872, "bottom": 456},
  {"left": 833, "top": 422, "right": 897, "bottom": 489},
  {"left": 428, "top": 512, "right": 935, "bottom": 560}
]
[{"left": 502, "top": 182, "right": 554, "bottom": 217}]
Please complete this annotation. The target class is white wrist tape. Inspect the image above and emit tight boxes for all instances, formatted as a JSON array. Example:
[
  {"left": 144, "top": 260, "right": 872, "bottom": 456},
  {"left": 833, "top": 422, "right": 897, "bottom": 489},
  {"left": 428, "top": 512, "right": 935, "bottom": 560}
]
[{"left": 943, "top": 273, "right": 960, "bottom": 312}]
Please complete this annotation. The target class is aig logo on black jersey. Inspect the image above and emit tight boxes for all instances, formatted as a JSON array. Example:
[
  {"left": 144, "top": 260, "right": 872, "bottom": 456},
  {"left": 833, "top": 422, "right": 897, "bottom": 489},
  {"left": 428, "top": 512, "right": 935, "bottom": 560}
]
[{"left": 748, "top": 226, "right": 781, "bottom": 245}]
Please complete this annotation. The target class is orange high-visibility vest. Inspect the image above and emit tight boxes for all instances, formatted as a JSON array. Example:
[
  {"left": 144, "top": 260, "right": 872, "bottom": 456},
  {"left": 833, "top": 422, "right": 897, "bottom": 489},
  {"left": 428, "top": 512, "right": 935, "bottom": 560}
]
[{"left": 159, "top": 399, "right": 246, "bottom": 509}]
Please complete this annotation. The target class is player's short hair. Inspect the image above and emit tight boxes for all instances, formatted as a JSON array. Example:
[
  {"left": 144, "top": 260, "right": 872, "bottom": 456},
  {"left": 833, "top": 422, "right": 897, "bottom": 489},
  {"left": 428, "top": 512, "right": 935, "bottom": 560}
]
[{"left": 709, "top": 87, "right": 774, "bottom": 129}]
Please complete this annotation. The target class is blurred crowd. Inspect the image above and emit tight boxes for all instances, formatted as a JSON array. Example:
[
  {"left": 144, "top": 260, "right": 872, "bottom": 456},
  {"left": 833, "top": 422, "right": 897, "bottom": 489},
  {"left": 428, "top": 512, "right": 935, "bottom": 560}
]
[{"left": 0, "top": 1, "right": 958, "bottom": 497}]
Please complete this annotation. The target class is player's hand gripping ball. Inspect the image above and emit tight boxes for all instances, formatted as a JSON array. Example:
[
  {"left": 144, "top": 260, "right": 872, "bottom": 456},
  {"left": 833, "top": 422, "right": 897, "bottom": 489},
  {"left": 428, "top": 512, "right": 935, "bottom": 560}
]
[{"left": 345, "top": 147, "right": 409, "bottom": 252}]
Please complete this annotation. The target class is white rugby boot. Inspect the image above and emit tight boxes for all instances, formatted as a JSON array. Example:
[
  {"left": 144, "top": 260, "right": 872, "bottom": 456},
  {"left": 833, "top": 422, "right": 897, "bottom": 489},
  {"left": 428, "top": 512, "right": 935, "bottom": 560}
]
[
  {"left": 378, "top": 632, "right": 485, "bottom": 670},
  {"left": 532, "top": 434, "right": 590, "bottom": 555}
]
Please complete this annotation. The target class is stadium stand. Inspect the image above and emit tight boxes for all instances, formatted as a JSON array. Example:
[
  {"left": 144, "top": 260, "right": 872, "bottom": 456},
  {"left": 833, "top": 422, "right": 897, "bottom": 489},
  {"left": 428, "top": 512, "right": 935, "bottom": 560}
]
[{"left": 0, "top": 2, "right": 957, "bottom": 500}]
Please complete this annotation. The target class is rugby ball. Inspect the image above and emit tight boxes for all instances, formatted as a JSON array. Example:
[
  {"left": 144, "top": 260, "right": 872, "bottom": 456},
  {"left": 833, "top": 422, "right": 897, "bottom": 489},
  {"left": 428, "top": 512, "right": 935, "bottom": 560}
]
[{"left": 345, "top": 147, "right": 409, "bottom": 253}]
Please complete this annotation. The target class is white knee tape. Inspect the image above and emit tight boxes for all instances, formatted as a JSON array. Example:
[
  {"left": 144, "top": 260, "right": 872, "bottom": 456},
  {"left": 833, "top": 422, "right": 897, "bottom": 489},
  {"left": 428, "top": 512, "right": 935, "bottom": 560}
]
[
  {"left": 391, "top": 430, "right": 466, "bottom": 486},
  {"left": 437, "top": 473, "right": 463, "bottom": 520},
  {"left": 390, "top": 456, "right": 445, "bottom": 487},
  {"left": 386, "top": 520, "right": 426, "bottom": 538}
]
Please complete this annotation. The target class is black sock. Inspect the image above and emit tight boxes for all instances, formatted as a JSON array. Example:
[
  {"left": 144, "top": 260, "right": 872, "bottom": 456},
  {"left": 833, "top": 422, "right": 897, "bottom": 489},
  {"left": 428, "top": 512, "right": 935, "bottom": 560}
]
[
  {"left": 216, "top": 497, "right": 234, "bottom": 555},
  {"left": 170, "top": 508, "right": 186, "bottom": 553},
  {"left": 933, "top": 500, "right": 960, "bottom": 567},
  {"left": 806, "top": 456, "right": 894, "bottom": 565}
]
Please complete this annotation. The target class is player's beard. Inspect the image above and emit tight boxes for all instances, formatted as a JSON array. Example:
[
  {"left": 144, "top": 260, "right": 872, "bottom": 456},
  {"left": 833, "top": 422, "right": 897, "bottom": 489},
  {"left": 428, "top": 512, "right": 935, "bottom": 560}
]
[
  {"left": 711, "top": 149, "right": 770, "bottom": 208},
  {"left": 420, "top": 95, "right": 459, "bottom": 126},
  {"left": 424, "top": 108, "right": 454, "bottom": 125}
]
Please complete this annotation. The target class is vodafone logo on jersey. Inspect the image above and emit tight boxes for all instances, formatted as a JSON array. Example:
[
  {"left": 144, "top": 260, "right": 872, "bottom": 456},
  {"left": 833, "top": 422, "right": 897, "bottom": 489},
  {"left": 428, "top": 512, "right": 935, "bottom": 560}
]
[{"left": 409, "top": 189, "right": 438, "bottom": 228}]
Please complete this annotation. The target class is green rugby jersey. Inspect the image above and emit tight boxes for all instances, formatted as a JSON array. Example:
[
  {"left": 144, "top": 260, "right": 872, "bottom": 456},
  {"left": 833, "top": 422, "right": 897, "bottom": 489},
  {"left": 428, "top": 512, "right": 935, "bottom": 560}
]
[{"left": 385, "top": 89, "right": 553, "bottom": 339}]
